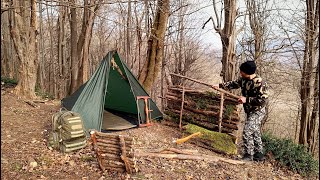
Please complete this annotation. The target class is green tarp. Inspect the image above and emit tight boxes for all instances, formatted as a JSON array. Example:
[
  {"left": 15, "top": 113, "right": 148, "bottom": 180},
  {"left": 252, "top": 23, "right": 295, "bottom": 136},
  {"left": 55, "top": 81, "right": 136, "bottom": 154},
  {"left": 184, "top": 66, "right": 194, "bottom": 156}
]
[{"left": 61, "top": 51, "right": 163, "bottom": 132}]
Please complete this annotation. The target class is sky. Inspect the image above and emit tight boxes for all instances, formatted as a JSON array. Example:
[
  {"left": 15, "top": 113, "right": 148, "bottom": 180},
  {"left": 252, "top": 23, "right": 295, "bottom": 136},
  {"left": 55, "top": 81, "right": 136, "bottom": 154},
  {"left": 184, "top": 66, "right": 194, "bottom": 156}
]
[{"left": 196, "top": 0, "right": 305, "bottom": 51}]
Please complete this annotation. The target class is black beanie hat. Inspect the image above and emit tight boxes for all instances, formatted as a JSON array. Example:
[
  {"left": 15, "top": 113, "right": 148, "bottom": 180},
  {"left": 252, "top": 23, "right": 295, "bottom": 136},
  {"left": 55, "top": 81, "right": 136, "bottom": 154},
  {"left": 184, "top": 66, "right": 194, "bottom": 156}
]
[{"left": 240, "top": 61, "right": 256, "bottom": 75}]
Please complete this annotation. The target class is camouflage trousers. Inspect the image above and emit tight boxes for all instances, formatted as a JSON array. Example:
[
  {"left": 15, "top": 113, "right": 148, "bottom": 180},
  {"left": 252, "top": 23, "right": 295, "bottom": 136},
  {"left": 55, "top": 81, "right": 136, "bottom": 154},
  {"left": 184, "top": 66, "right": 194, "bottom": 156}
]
[{"left": 243, "top": 107, "right": 266, "bottom": 156}]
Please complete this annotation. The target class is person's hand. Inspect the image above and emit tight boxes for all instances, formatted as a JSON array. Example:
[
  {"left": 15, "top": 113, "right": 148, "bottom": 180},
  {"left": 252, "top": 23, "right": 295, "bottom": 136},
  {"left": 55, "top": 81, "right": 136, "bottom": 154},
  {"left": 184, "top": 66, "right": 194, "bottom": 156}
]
[{"left": 238, "top": 96, "right": 246, "bottom": 104}]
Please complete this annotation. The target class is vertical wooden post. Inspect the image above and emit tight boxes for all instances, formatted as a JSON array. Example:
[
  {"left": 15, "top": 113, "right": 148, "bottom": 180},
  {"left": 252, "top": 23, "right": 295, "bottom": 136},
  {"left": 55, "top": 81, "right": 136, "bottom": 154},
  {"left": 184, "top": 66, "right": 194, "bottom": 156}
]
[
  {"left": 218, "top": 93, "right": 225, "bottom": 132},
  {"left": 234, "top": 106, "right": 240, "bottom": 144},
  {"left": 179, "top": 87, "right": 185, "bottom": 129}
]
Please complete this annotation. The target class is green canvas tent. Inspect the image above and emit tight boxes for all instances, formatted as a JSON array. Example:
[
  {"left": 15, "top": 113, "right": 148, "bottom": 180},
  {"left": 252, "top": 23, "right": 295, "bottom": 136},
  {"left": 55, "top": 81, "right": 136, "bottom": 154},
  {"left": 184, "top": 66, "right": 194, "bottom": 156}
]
[{"left": 61, "top": 51, "right": 163, "bottom": 132}]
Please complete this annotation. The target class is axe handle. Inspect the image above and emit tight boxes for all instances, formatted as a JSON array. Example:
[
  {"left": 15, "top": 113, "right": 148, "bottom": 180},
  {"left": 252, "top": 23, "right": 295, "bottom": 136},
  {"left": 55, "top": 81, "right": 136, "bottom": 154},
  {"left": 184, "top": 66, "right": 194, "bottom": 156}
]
[{"left": 175, "top": 132, "right": 201, "bottom": 144}]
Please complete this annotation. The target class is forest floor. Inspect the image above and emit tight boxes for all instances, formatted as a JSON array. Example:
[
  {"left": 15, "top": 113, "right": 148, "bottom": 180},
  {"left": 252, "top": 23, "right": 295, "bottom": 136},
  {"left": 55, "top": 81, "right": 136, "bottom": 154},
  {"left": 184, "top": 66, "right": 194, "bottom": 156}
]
[{"left": 0, "top": 86, "right": 316, "bottom": 180}]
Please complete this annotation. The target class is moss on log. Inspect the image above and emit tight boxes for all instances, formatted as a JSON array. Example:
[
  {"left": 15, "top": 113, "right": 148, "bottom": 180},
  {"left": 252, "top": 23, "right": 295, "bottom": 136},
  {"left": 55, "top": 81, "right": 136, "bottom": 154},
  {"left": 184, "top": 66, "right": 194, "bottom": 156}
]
[{"left": 184, "top": 124, "right": 237, "bottom": 155}]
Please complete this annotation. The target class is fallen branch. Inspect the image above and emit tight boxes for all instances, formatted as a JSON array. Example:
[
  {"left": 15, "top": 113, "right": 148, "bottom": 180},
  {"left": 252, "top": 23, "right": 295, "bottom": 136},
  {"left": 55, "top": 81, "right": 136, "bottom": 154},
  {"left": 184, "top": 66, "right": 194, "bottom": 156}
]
[
  {"left": 158, "top": 148, "right": 197, "bottom": 155},
  {"left": 33, "top": 100, "right": 46, "bottom": 103},
  {"left": 25, "top": 100, "right": 39, "bottom": 108},
  {"left": 135, "top": 150, "right": 244, "bottom": 165}
]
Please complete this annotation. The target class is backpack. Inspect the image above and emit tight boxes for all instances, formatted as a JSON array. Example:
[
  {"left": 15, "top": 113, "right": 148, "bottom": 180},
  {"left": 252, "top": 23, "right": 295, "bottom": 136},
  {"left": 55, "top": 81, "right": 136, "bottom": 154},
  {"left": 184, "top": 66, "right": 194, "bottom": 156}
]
[{"left": 48, "top": 109, "right": 87, "bottom": 153}]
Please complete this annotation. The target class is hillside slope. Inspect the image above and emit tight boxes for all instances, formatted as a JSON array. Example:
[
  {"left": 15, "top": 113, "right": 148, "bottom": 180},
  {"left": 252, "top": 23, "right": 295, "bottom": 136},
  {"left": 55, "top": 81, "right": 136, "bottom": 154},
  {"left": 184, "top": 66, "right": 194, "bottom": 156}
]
[{"left": 1, "top": 88, "right": 309, "bottom": 180}]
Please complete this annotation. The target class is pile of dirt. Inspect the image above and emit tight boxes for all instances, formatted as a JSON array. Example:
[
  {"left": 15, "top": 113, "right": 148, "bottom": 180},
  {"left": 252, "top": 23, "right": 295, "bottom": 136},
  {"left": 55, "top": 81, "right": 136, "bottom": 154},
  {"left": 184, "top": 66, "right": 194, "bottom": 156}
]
[{"left": 1, "top": 88, "right": 311, "bottom": 179}]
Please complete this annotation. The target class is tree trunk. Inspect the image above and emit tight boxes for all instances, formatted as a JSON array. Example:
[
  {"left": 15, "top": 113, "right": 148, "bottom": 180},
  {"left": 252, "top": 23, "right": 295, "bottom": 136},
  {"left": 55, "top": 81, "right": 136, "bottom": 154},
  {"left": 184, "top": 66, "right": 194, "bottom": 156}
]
[
  {"left": 9, "top": 0, "right": 38, "bottom": 99},
  {"left": 126, "top": 0, "right": 132, "bottom": 69},
  {"left": 307, "top": 63, "right": 319, "bottom": 153},
  {"left": 69, "top": 0, "right": 101, "bottom": 94},
  {"left": 46, "top": 1, "right": 56, "bottom": 96},
  {"left": 298, "top": 0, "right": 319, "bottom": 150},
  {"left": 57, "top": 2, "right": 67, "bottom": 98},
  {"left": 1, "top": 0, "right": 11, "bottom": 77},
  {"left": 138, "top": 0, "right": 170, "bottom": 93},
  {"left": 37, "top": 0, "right": 46, "bottom": 93},
  {"left": 69, "top": 0, "right": 79, "bottom": 95},
  {"left": 219, "top": 0, "right": 237, "bottom": 82}
]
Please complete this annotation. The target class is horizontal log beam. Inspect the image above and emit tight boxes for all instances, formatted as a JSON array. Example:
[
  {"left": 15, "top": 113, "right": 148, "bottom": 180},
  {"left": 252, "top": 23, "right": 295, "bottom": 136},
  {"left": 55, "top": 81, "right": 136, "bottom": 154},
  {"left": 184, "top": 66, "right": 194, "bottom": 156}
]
[
  {"left": 96, "top": 142, "right": 133, "bottom": 149},
  {"left": 95, "top": 132, "right": 134, "bottom": 141},
  {"left": 169, "top": 73, "right": 241, "bottom": 100},
  {"left": 96, "top": 138, "right": 133, "bottom": 146},
  {"left": 167, "top": 110, "right": 236, "bottom": 133},
  {"left": 166, "top": 99, "right": 240, "bottom": 121},
  {"left": 100, "top": 153, "right": 135, "bottom": 161},
  {"left": 168, "top": 108, "right": 239, "bottom": 125},
  {"left": 166, "top": 91, "right": 238, "bottom": 105}
]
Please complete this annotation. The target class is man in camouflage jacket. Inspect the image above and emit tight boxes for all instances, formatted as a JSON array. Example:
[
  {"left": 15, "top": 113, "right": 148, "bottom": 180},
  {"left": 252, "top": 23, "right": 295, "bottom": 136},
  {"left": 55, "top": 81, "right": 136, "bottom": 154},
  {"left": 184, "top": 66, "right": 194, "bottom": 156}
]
[{"left": 214, "top": 61, "right": 268, "bottom": 161}]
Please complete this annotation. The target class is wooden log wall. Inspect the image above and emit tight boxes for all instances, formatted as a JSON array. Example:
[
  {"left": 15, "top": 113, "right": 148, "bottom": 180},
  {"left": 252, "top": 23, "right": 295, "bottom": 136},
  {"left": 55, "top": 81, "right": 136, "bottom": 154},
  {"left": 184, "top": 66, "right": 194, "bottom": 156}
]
[
  {"left": 165, "top": 86, "right": 241, "bottom": 138},
  {"left": 90, "top": 131, "right": 138, "bottom": 174}
]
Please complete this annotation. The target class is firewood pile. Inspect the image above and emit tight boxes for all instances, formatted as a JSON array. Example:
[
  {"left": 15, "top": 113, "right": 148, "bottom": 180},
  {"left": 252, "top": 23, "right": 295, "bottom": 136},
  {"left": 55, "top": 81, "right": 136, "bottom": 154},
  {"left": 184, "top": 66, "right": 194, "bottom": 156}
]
[
  {"left": 164, "top": 85, "right": 241, "bottom": 140},
  {"left": 90, "top": 131, "right": 138, "bottom": 174}
]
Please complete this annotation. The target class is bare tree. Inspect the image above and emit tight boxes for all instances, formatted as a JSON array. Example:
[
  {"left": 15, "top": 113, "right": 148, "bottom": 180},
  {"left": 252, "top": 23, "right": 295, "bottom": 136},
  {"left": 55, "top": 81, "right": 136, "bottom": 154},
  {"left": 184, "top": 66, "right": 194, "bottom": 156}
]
[
  {"left": 138, "top": 0, "right": 170, "bottom": 93},
  {"left": 308, "top": 62, "right": 319, "bottom": 154},
  {"left": 299, "top": 0, "right": 319, "bottom": 154},
  {"left": 203, "top": 0, "right": 238, "bottom": 82},
  {"left": 69, "top": 0, "right": 101, "bottom": 94},
  {"left": 56, "top": 1, "right": 68, "bottom": 98},
  {"left": 245, "top": 0, "right": 271, "bottom": 129},
  {"left": 245, "top": 0, "right": 270, "bottom": 72},
  {"left": 9, "top": 0, "right": 38, "bottom": 99},
  {"left": 1, "top": 0, "right": 14, "bottom": 78}
]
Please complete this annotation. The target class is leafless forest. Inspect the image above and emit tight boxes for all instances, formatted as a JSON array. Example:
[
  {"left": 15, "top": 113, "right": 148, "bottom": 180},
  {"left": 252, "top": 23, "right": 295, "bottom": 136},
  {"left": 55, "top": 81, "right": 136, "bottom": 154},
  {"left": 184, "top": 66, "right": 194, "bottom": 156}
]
[{"left": 1, "top": 0, "right": 318, "bottom": 157}]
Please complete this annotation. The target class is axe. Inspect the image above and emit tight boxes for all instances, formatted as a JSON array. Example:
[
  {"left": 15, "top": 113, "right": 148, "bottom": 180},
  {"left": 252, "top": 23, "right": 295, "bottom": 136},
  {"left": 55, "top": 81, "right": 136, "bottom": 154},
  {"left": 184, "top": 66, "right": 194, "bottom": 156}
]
[{"left": 173, "top": 132, "right": 201, "bottom": 145}]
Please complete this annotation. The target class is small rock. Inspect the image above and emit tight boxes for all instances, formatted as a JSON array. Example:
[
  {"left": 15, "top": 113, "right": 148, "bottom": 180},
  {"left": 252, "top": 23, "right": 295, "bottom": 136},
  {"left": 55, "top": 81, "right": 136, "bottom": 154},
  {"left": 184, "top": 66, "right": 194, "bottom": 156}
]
[
  {"left": 30, "top": 161, "right": 38, "bottom": 168},
  {"left": 29, "top": 158, "right": 38, "bottom": 168},
  {"left": 69, "top": 160, "right": 75, "bottom": 166},
  {"left": 40, "top": 175, "right": 46, "bottom": 179},
  {"left": 145, "top": 174, "right": 152, "bottom": 178},
  {"left": 64, "top": 154, "right": 70, "bottom": 161},
  {"left": 98, "top": 176, "right": 105, "bottom": 180},
  {"left": 1, "top": 157, "right": 8, "bottom": 164}
]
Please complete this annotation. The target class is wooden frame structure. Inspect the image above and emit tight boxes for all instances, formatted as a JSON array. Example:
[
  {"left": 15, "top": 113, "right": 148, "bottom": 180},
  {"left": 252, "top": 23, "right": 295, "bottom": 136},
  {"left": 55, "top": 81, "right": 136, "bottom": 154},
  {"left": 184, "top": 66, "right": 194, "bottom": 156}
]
[{"left": 167, "top": 73, "right": 241, "bottom": 141}]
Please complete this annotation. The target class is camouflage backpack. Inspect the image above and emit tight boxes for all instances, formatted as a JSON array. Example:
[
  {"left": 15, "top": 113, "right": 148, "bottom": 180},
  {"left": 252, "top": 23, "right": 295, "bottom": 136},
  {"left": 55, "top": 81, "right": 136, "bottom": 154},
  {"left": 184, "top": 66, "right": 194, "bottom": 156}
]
[{"left": 48, "top": 110, "right": 87, "bottom": 153}]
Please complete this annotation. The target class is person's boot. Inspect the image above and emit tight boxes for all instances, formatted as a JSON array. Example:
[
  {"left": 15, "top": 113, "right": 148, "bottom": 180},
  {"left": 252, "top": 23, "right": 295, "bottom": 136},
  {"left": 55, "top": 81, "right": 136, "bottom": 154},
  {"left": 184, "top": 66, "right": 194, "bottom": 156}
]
[
  {"left": 242, "top": 153, "right": 253, "bottom": 161},
  {"left": 253, "top": 152, "right": 265, "bottom": 161}
]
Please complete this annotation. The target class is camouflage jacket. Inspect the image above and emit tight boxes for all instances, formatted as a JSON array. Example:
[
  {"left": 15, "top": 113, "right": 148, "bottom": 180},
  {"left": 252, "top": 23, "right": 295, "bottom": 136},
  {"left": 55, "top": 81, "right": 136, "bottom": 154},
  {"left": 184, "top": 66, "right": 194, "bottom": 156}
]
[{"left": 219, "top": 75, "right": 268, "bottom": 113}]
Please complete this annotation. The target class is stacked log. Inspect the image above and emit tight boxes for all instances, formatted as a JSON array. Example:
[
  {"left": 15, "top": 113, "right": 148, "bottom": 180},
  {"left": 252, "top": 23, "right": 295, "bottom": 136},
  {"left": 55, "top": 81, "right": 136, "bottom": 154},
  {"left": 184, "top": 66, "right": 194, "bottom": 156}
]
[
  {"left": 90, "top": 131, "right": 138, "bottom": 173},
  {"left": 164, "top": 86, "right": 241, "bottom": 138}
]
